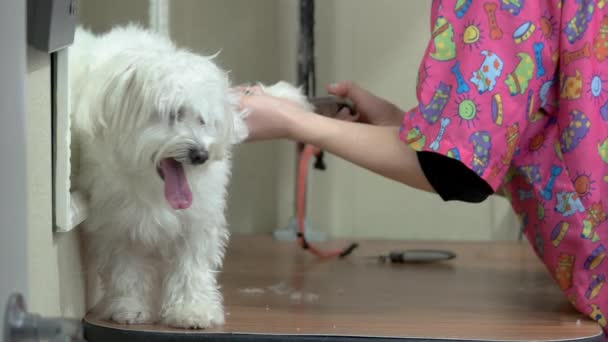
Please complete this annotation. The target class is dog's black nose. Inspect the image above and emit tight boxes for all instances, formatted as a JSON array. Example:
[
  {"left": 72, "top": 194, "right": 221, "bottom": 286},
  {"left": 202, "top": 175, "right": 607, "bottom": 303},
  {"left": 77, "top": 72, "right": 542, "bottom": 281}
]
[{"left": 189, "top": 148, "right": 209, "bottom": 165}]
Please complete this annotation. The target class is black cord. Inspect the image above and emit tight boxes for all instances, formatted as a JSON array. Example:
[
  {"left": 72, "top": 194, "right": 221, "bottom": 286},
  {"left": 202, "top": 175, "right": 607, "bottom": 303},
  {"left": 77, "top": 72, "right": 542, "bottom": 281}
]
[
  {"left": 339, "top": 243, "right": 360, "bottom": 258},
  {"left": 296, "top": 232, "right": 310, "bottom": 250}
]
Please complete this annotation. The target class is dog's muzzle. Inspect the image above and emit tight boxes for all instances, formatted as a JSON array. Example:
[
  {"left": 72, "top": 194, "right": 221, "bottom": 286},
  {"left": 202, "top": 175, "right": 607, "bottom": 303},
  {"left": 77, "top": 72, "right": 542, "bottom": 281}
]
[{"left": 188, "top": 148, "right": 209, "bottom": 165}]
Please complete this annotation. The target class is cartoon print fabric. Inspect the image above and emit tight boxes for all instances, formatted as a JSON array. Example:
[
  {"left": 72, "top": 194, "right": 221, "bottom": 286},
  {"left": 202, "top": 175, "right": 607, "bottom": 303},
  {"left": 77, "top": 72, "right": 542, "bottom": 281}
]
[{"left": 400, "top": 0, "right": 608, "bottom": 336}]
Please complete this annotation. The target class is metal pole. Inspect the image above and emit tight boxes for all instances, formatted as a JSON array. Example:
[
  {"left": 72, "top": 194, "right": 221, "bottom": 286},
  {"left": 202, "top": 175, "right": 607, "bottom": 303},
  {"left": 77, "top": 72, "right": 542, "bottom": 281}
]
[
  {"left": 297, "top": 0, "right": 315, "bottom": 97},
  {"left": 297, "top": 0, "right": 315, "bottom": 218},
  {"left": 274, "top": 0, "right": 326, "bottom": 242}
]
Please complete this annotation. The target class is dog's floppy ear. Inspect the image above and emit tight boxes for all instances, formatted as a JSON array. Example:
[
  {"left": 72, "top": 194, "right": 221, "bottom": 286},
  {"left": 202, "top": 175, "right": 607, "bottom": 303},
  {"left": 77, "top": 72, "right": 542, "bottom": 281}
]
[
  {"left": 99, "top": 64, "right": 140, "bottom": 133},
  {"left": 73, "top": 63, "right": 138, "bottom": 139}
]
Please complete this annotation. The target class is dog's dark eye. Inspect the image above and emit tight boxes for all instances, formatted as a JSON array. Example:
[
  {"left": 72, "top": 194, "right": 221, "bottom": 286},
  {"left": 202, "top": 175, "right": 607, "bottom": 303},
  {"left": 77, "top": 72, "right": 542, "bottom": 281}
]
[
  {"left": 199, "top": 117, "right": 205, "bottom": 125},
  {"left": 168, "top": 108, "right": 185, "bottom": 125},
  {"left": 176, "top": 107, "right": 186, "bottom": 122}
]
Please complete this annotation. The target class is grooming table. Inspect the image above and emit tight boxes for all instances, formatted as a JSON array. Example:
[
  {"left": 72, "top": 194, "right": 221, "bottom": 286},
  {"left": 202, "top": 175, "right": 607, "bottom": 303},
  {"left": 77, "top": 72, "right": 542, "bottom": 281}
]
[{"left": 83, "top": 234, "right": 604, "bottom": 342}]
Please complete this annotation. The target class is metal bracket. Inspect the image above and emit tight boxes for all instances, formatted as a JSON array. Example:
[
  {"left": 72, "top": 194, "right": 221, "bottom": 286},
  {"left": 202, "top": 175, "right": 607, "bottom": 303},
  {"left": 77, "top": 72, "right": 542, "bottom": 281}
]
[
  {"left": 27, "top": 0, "right": 78, "bottom": 53},
  {"left": 3, "top": 293, "right": 84, "bottom": 342}
]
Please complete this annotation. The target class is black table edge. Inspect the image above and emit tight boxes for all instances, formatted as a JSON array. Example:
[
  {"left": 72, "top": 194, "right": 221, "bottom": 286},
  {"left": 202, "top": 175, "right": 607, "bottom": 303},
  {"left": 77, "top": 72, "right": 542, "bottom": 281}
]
[{"left": 82, "top": 319, "right": 605, "bottom": 342}]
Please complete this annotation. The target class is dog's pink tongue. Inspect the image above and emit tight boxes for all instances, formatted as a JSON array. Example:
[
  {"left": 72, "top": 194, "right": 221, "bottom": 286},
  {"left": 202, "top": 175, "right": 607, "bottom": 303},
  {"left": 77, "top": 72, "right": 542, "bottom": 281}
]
[{"left": 160, "top": 159, "right": 192, "bottom": 210}]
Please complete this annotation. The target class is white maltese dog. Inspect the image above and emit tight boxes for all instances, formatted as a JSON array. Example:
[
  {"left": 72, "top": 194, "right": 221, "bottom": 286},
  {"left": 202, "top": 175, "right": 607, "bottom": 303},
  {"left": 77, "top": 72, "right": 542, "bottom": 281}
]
[{"left": 70, "top": 25, "right": 311, "bottom": 328}]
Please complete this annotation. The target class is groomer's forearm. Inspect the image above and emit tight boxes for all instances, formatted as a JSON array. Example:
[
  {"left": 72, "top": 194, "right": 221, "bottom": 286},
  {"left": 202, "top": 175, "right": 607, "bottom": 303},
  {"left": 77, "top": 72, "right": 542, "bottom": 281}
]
[{"left": 289, "top": 112, "right": 435, "bottom": 193}]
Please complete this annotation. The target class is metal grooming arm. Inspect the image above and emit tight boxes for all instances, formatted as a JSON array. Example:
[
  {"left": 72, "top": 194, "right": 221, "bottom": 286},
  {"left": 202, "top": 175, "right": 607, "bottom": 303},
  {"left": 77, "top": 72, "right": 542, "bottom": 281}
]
[{"left": 273, "top": 0, "right": 327, "bottom": 242}]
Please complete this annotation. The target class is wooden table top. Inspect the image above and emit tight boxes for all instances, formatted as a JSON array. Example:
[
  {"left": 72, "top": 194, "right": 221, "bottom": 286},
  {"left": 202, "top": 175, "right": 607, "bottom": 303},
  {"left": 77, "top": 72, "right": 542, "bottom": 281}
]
[{"left": 84, "top": 234, "right": 604, "bottom": 342}]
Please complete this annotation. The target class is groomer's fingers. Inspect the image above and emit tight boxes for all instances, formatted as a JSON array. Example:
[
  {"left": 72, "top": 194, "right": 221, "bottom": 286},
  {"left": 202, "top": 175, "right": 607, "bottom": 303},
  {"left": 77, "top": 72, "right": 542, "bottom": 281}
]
[
  {"left": 327, "top": 81, "right": 372, "bottom": 104},
  {"left": 326, "top": 81, "right": 351, "bottom": 97},
  {"left": 334, "top": 107, "right": 359, "bottom": 122},
  {"left": 234, "top": 84, "right": 263, "bottom": 95},
  {"left": 234, "top": 84, "right": 252, "bottom": 92}
]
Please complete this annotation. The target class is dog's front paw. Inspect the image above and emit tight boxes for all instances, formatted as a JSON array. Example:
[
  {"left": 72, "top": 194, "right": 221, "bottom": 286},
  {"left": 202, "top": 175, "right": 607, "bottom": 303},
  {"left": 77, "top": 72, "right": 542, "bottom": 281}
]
[
  {"left": 161, "top": 302, "right": 224, "bottom": 329},
  {"left": 95, "top": 297, "right": 155, "bottom": 325},
  {"left": 112, "top": 309, "right": 154, "bottom": 325}
]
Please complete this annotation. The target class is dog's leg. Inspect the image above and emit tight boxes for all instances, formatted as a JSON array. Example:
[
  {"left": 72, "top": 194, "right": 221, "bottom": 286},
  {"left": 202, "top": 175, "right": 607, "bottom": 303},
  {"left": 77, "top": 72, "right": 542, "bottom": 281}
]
[
  {"left": 160, "top": 230, "right": 225, "bottom": 329},
  {"left": 93, "top": 243, "right": 159, "bottom": 325}
]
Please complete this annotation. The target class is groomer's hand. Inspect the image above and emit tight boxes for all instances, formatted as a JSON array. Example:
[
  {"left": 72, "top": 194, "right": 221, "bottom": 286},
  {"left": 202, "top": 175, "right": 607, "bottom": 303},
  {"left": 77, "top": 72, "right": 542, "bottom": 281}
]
[
  {"left": 236, "top": 85, "right": 434, "bottom": 193},
  {"left": 327, "top": 81, "right": 404, "bottom": 126},
  {"left": 237, "top": 86, "right": 310, "bottom": 142}
]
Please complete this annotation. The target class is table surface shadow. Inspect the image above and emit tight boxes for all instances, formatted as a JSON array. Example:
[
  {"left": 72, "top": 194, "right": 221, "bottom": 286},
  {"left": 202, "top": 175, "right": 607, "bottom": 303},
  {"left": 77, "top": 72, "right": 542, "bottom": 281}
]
[{"left": 83, "top": 234, "right": 605, "bottom": 342}]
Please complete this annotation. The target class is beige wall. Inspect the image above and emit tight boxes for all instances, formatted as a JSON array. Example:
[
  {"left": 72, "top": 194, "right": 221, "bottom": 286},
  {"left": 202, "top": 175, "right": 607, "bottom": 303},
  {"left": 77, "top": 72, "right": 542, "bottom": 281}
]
[
  {"left": 25, "top": 48, "right": 86, "bottom": 318},
  {"left": 77, "top": 0, "right": 149, "bottom": 32}
]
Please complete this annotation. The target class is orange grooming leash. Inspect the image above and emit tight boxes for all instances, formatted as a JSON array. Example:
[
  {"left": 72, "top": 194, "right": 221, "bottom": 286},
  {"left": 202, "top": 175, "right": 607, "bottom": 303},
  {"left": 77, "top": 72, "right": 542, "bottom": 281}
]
[
  {"left": 296, "top": 144, "right": 359, "bottom": 259},
  {"left": 293, "top": 0, "right": 357, "bottom": 259}
]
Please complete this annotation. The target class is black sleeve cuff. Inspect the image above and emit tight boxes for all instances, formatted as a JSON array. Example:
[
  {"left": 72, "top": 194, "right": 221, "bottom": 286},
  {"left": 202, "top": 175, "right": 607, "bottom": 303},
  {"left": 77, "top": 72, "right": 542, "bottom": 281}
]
[{"left": 417, "top": 151, "right": 494, "bottom": 203}]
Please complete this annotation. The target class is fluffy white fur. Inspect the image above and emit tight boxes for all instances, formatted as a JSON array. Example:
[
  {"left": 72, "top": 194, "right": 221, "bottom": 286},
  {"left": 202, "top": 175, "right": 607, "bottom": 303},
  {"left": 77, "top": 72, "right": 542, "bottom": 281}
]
[{"left": 70, "top": 25, "right": 310, "bottom": 328}]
